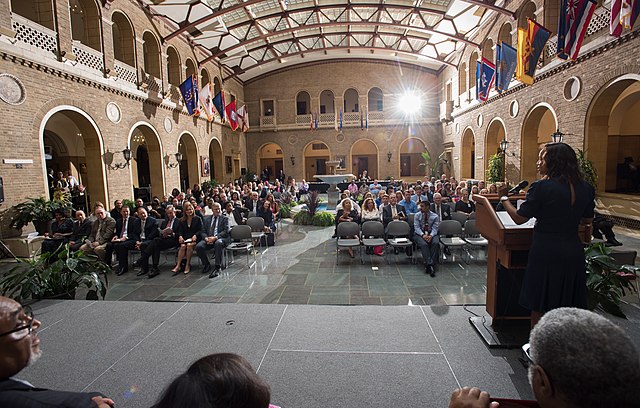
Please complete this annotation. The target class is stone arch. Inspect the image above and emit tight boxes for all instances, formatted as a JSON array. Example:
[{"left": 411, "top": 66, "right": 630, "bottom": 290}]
[
  {"left": 128, "top": 122, "right": 165, "bottom": 200},
  {"left": 461, "top": 127, "right": 476, "bottom": 179},
  {"left": 469, "top": 51, "right": 479, "bottom": 95},
  {"left": 521, "top": 103, "right": 558, "bottom": 183},
  {"left": 142, "top": 30, "right": 161, "bottom": 78},
  {"left": 208, "top": 137, "right": 223, "bottom": 182},
  {"left": 11, "top": 0, "right": 55, "bottom": 30},
  {"left": 185, "top": 58, "right": 197, "bottom": 80},
  {"left": 518, "top": 1, "right": 537, "bottom": 29},
  {"left": 344, "top": 88, "right": 360, "bottom": 112},
  {"left": 38, "top": 105, "right": 108, "bottom": 208},
  {"left": 166, "top": 45, "right": 181, "bottom": 87},
  {"left": 458, "top": 62, "right": 467, "bottom": 95},
  {"left": 201, "top": 67, "right": 210, "bottom": 86},
  {"left": 213, "top": 76, "right": 222, "bottom": 95},
  {"left": 485, "top": 118, "right": 507, "bottom": 179},
  {"left": 399, "top": 137, "right": 426, "bottom": 178},
  {"left": 320, "top": 89, "right": 335, "bottom": 114},
  {"left": 350, "top": 139, "right": 379, "bottom": 179},
  {"left": 498, "top": 23, "right": 513, "bottom": 47},
  {"left": 367, "top": 87, "right": 384, "bottom": 112},
  {"left": 296, "top": 90, "right": 311, "bottom": 115},
  {"left": 584, "top": 73, "right": 640, "bottom": 193},
  {"left": 481, "top": 38, "right": 494, "bottom": 63},
  {"left": 111, "top": 10, "right": 136, "bottom": 67},
  {"left": 69, "top": 0, "right": 102, "bottom": 52},
  {"left": 303, "top": 141, "right": 331, "bottom": 181},
  {"left": 177, "top": 131, "right": 199, "bottom": 192},
  {"left": 256, "top": 142, "right": 284, "bottom": 182}
]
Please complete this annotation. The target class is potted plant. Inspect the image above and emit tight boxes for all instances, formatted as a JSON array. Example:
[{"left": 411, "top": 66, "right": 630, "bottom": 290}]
[
  {"left": 585, "top": 243, "right": 638, "bottom": 318},
  {"left": 486, "top": 154, "right": 503, "bottom": 184},
  {"left": 0, "top": 244, "right": 109, "bottom": 301},
  {"left": 9, "top": 196, "right": 70, "bottom": 235}
]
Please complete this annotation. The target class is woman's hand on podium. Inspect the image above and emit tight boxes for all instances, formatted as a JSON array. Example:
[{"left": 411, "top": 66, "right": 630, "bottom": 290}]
[{"left": 449, "top": 387, "right": 500, "bottom": 408}]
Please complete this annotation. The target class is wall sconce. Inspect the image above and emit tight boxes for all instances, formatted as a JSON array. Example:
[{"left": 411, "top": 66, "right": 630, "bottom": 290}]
[
  {"left": 387, "top": 151, "right": 392, "bottom": 162},
  {"left": 108, "top": 147, "right": 132, "bottom": 170},
  {"left": 167, "top": 152, "right": 183, "bottom": 168},
  {"left": 290, "top": 156, "right": 295, "bottom": 166},
  {"left": 499, "top": 139, "right": 516, "bottom": 157},
  {"left": 551, "top": 128, "right": 564, "bottom": 143}
]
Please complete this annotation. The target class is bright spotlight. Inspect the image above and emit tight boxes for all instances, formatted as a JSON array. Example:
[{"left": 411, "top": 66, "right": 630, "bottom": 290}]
[{"left": 398, "top": 91, "right": 422, "bottom": 115}]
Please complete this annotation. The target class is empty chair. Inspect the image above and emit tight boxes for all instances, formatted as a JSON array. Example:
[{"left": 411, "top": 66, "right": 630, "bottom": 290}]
[
  {"left": 223, "top": 225, "right": 256, "bottom": 269},
  {"left": 360, "top": 220, "right": 386, "bottom": 264},
  {"left": 438, "top": 219, "right": 468, "bottom": 263},
  {"left": 385, "top": 220, "right": 414, "bottom": 264},
  {"left": 450, "top": 211, "right": 469, "bottom": 228},
  {"left": 336, "top": 221, "right": 361, "bottom": 260},
  {"left": 463, "top": 219, "right": 488, "bottom": 263},
  {"left": 246, "top": 216, "right": 267, "bottom": 251}
]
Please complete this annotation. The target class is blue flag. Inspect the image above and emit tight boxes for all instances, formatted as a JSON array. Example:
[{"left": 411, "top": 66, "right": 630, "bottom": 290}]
[
  {"left": 495, "top": 43, "right": 501, "bottom": 92},
  {"left": 496, "top": 42, "right": 517, "bottom": 93},
  {"left": 477, "top": 58, "right": 495, "bottom": 102},
  {"left": 212, "top": 90, "right": 225, "bottom": 122},
  {"left": 339, "top": 108, "right": 343, "bottom": 131},
  {"left": 179, "top": 75, "right": 199, "bottom": 116},
  {"left": 475, "top": 61, "right": 481, "bottom": 101},
  {"left": 557, "top": 0, "right": 597, "bottom": 60}
]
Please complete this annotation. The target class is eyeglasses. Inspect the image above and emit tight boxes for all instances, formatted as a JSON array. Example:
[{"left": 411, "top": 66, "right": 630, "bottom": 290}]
[{"left": 0, "top": 306, "right": 35, "bottom": 340}]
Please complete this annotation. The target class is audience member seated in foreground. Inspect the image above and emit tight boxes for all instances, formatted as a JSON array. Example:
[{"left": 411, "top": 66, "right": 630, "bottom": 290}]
[
  {"left": 152, "top": 353, "right": 279, "bottom": 408},
  {"left": 0, "top": 296, "right": 114, "bottom": 408},
  {"left": 448, "top": 307, "right": 640, "bottom": 408}
]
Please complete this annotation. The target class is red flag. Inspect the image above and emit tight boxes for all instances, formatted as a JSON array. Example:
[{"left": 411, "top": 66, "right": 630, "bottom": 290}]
[{"left": 225, "top": 100, "right": 238, "bottom": 131}]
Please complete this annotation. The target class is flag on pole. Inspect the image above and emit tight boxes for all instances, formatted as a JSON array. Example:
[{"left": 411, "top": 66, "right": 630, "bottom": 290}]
[
  {"left": 179, "top": 75, "right": 199, "bottom": 116},
  {"left": 198, "top": 83, "right": 215, "bottom": 122},
  {"left": 611, "top": 0, "right": 640, "bottom": 37},
  {"left": 516, "top": 19, "right": 551, "bottom": 86},
  {"left": 495, "top": 42, "right": 501, "bottom": 91},
  {"left": 339, "top": 108, "right": 343, "bottom": 131},
  {"left": 236, "top": 105, "right": 249, "bottom": 132},
  {"left": 557, "top": 0, "right": 597, "bottom": 60},
  {"left": 309, "top": 113, "right": 314, "bottom": 130},
  {"left": 477, "top": 57, "right": 496, "bottom": 102},
  {"left": 225, "top": 100, "right": 238, "bottom": 131},
  {"left": 212, "top": 91, "right": 225, "bottom": 122},
  {"left": 495, "top": 42, "right": 517, "bottom": 93},
  {"left": 365, "top": 108, "right": 369, "bottom": 130},
  {"left": 475, "top": 60, "right": 481, "bottom": 100},
  {"left": 611, "top": 0, "right": 624, "bottom": 36},
  {"left": 334, "top": 110, "right": 338, "bottom": 131},
  {"left": 314, "top": 111, "right": 319, "bottom": 130},
  {"left": 360, "top": 110, "right": 364, "bottom": 130}
]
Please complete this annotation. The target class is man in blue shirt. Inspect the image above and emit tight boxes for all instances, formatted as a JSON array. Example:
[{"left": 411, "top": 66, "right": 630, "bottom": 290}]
[
  {"left": 399, "top": 190, "right": 418, "bottom": 215},
  {"left": 411, "top": 185, "right": 431, "bottom": 203},
  {"left": 369, "top": 179, "right": 382, "bottom": 196},
  {"left": 414, "top": 201, "right": 440, "bottom": 276}
]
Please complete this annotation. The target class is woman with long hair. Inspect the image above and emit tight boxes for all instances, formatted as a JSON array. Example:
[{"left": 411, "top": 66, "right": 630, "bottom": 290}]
[
  {"left": 501, "top": 142, "right": 595, "bottom": 327},
  {"left": 336, "top": 198, "right": 360, "bottom": 258},
  {"left": 172, "top": 202, "right": 203, "bottom": 275}
]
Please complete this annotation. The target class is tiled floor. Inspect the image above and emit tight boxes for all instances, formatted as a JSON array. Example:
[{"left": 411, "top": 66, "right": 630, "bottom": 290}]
[{"left": 81, "top": 221, "right": 639, "bottom": 306}]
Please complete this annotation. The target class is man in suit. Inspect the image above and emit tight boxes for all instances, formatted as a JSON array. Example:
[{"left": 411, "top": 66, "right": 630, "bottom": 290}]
[
  {"left": 244, "top": 191, "right": 260, "bottom": 212},
  {"left": 68, "top": 209, "right": 92, "bottom": 252},
  {"left": 195, "top": 202, "right": 230, "bottom": 278},
  {"left": 133, "top": 207, "right": 159, "bottom": 277},
  {"left": 414, "top": 201, "right": 440, "bottom": 277},
  {"left": 136, "top": 205, "right": 180, "bottom": 279},
  {"left": 412, "top": 185, "right": 432, "bottom": 204},
  {"left": 382, "top": 194, "right": 407, "bottom": 228},
  {"left": 0, "top": 296, "right": 114, "bottom": 407},
  {"left": 79, "top": 206, "right": 116, "bottom": 264},
  {"left": 430, "top": 193, "right": 452, "bottom": 221},
  {"left": 108, "top": 206, "right": 141, "bottom": 276}
]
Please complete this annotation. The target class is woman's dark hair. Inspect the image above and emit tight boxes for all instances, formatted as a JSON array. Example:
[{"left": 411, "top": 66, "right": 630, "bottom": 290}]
[
  {"left": 152, "top": 353, "right": 270, "bottom": 408},
  {"left": 181, "top": 202, "right": 194, "bottom": 222},
  {"left": 543, "top": 142, "right": 583, "bottom": 186}
]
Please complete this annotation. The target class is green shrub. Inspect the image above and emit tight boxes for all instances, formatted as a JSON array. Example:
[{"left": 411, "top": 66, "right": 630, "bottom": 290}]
[
  {"left": 312, "top": 212, "right": 335, "bottom": 227},
  {"left": 293, "top": 210, "right": 312, "bottom": 225},
  {"left": 486, "top": 154, "right": 503, "bottom": 184},
  {"left": 122, "top": 199, "right": 136, "bottom": 211},
  {"left": 279, "top": 203, "right": 291, "bottom": 219}
]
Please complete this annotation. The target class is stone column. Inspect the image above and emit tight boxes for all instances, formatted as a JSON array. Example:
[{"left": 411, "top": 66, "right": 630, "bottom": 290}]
[
  {"left": 101, "top": 16, "right": 114, "bottom": 77},
  {"left": 54, "top": 0, "right": 74, "bottom": 60},
  {"left": 0, "top": 0, "right": 14, "bottom": 38}
]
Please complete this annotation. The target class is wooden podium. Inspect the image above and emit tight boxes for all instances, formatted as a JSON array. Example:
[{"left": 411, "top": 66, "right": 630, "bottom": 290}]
[{"left": 471, "top": 194, "right": 533, "bottom": 347}]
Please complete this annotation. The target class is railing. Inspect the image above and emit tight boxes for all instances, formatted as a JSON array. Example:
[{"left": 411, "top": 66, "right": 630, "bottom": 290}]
[
  {"left": 168, "top": 84, "right": 181, "bottom": 100},
  {"left": 260, "top": 116, "right": 276, "bottom": 127},
  {"left": 319, "top": 112, "right": 335, "bottom": 124},
  {"left": 295, "top": 114, "right": 311, "bottom": 125},
  {"left": 72, "top": 40, "right": 104, "bottom": 73},
  {"left": 114, "top": 60, "right": 137, "bottom": 84},
  {"left": 143, "top": 72, "right": 162, "bottom": 93},
  {"left": 368, "top": 110, "right": 384, "bottom": 124},
  {"left": 343, "top": 111, "right": 360, "bottom": 124},
  {"left": 11, "top": 13, "right": 57, "bottom": 56}
]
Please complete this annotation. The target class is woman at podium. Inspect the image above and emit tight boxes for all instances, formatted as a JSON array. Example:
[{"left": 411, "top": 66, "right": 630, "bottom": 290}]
[{"left": 500, "top": 143, "right": 595, "bottom": 327}]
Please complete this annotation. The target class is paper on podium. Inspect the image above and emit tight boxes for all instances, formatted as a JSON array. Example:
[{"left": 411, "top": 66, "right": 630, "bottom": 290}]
[{"left": 497, "top": 211, "right": 535, "bottom": 229}]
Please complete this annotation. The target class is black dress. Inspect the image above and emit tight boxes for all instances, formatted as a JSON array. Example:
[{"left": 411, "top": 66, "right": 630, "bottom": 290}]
[{"left": 516, "top": 178, "right": 595, "bottom": 312}]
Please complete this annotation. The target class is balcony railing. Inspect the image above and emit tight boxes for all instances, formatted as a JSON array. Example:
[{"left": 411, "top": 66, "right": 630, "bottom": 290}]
[
  {"left": 295, "top": 114, "right": 310, "bottom": 125},
  {"left": 72, "top": 40, "right": 104, "bottom": 73},
  {"left": 114, "top": 60, "right": 137, "bottom": 84},
  {"left": 260, "top": 116, "right": 276, "bottom": 128},
  {"left": 11, "top": 13, "right": 57, "bottom": 56},
  {"left": 368, "top": 110, "right": 384, "bottom": 124},
  {"left": 143, "top": 72, "right": 162, "bottom": 93},
  {"left": 343, "top": 111, "right": 360, "bottom": 124}
]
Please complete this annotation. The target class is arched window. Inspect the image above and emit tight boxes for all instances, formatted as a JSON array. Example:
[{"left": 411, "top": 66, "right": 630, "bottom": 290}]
[
  {"left": 185, "top": 59, "right": 196, "bottom": 80},
  {"left": 112, "top": 11, "right": 135, "bottom": 67},
  {"left": 296, "top": 91, "right": 310, "bottom": 115},
  {"left": 543, "top": 0, "right": 559, "bottom": 35},
  {"left": 368, "top": 87, "right": 383, "bottom": 112},
  {"left": 468, "top": 51, "right": 479, "bottom": 92},
  {"left": 458, "top": 62, "right": 467, "bottom": 95},
  {"left": 498, "top": 23, "right": 512, "bottom": 47},
  {"left": 69, "top": 0, "right": 102, "bottom": 51},
  {"left": 481, "top": 39, "right": 493, "bottom": 62},
  {"left": 213, "top": 77, "right": 221, "bottom": 95},
  {"left": 518, "top": 1, "right": 537, "bottom": 29},
  {"left": 142, "top": 31, "right": 161, "bottom": 78},
  {"left": 11, "top": 0, "right": 55, "bottom": 30},
  {"left": 320, "top": 90, "right": 334, "bottom": 114},
  {"left": 167, "top": 46, "right": 181, "bottom": 86},
  {"left": 201, "top": 68, "right": 210, "bottom": 86},
  {"left": 344, "top": 88, "right": 359, "bottom": 112}
]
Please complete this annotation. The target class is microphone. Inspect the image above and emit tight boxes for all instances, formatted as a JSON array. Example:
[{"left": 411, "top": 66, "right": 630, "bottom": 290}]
[{"left": 508, "top": 180, "right": 528, "bottom": 195}]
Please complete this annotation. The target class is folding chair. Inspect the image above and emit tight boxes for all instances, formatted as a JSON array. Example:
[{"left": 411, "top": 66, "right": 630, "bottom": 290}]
[
  {"left": 450, "top": 211, "right": 469, "bottom": 229},
  {"left": 360, "top": 220, "right": 385, "bottom": 264},
  {"left": 223, "top": 225, "right": 256, "bottom": 269},
  {"left": 336, "top": 221, "right": 361, "bottom": 260},
  {"left": 438, "top": 219, "right": 468, "bottom": 264},
  {"left": 463, "top": 219, "right": 488, "bottom": 263},
  {"left": 385, "top": 220, "right": 414, "bottom": 264},
  {"left": 246, "top": 216, "right": 268, "bottom": 252}
]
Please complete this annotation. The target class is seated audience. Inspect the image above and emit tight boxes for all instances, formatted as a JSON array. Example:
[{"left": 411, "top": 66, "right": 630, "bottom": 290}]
[
  {"left": 108, "top": 206, "right": 141, "bottom": 276},
  {"left": 133, "top": 207, "right": 159, "bottom": 277},
  {"left": 592, "top": 211, "right": 622, "bottom": 246},
  {"left": 41, "top": 209, "right": 74, "bottom": 254},
  {"left": 414, "top": 201, "right": 440, "bottom": 277},
  {"left": 79, "top": 205, "right": 116, "bottom": 263},
  {"left": 431, "top": 193, "right": 452, "bottom": 221},
  {"left": 68, "top": 210, "right": 92, "bottom": 251},
  {"left": 382, "top": 194, "right": 407, "bottom": 228},
  {"left": 399, "top": 190, "right": 418, "bottom": 215},
  {"left": 152, "top": 353, "right": 279, "bottom": 408},
  {"left": 369, "top": 179, "right": 382, "bottom": 196},
  {"left": 448, "top": 307, "right": 640, "bottom": 408},
  {"left": 256, "top": 200, "right": 276, "bottom": 232},
  {"left": 171, "top": 202, "right": 202, "bottom": 275},
  {"left": 196, "top": 202, "right": 230, "bottom": 279},
  {"left": 109, "top": 199, "right": 123, "bottom": 221},
  {"left": 454, "top": 188, "right": 475, "bottom": 215},
  {"left": 0, "top": 296, "right": 114, "bottom": 407},
  {"left": 361, "top": 197, "right": 380, "bottom": 225},
  {"left": 336, "top": 198, "right": 360, "bottom": 258},
  {"left": 137, "top": 205, "right": 180, "bottom": 278}
]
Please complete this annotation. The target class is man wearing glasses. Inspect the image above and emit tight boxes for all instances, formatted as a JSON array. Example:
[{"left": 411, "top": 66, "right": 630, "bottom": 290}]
[{"left": 0, "top": 296, "right": 114, "bottom": 407}]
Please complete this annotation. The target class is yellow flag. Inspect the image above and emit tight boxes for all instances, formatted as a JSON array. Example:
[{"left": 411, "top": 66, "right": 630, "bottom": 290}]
[{"left": 516, "top": 26, "right": 534, "bottom": 85}]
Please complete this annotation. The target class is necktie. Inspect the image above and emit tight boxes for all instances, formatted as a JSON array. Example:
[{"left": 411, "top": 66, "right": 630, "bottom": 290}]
[
  {"left": 141, "top": 220, "right": 146, "bottom": 239},
  {"left": 211, "top": 216, "right": 218, "bottom": 236},
  {"left": 121, "top": 218, "right": 128, "bottom": 238},
  {"left": 424, "top": 213, "right": 430, "bottom": 235},
  {"left": 391, "top": 206, "right": 397, "bottom": 217},
  {"left": 437, "top": 206, "right": 442, "bottom": 220}
]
